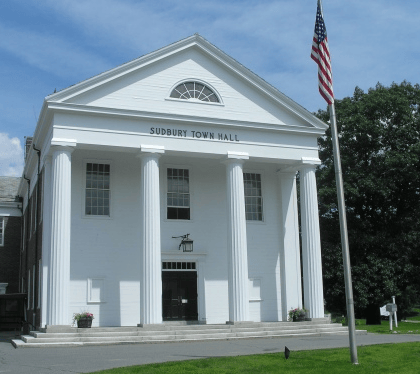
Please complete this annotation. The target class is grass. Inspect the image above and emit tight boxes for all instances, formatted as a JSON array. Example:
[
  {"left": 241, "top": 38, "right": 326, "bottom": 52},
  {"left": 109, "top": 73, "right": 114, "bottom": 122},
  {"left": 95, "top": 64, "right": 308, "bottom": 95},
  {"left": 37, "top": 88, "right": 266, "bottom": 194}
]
[
  {"left": 355, "top": 320, "right": 420, "bottom": 334},
  {"left": 90, "top": 343, "right": 420, "bottom": 374},
  {"left": 352, "top": 306, "right": 420, "bottom": 334},
  {"left": 407, "top": 308, "right": 420, "bottom": 322}
]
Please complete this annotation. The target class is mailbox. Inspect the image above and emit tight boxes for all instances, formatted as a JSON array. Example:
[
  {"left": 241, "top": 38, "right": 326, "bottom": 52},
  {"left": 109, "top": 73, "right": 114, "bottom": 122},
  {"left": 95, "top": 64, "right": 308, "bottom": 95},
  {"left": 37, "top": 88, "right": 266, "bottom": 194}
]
[{"left": 386, "top": 303, "right": 397, "bottom": 313}]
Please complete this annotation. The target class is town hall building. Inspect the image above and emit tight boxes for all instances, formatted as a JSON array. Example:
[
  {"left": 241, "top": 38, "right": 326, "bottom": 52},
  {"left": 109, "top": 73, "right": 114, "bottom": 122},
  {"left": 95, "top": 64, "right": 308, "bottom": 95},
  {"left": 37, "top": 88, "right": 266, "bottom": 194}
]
[{"left": 18, "top": 34, "right": 327, "bottom": 329}]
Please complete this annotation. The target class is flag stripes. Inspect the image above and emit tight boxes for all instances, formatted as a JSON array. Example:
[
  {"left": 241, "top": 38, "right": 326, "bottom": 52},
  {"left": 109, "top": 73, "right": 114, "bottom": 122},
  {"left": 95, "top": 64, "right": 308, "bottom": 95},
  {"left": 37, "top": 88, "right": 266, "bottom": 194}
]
[{"left": 311, "top": 0, "right": 334, "bottom": 105}]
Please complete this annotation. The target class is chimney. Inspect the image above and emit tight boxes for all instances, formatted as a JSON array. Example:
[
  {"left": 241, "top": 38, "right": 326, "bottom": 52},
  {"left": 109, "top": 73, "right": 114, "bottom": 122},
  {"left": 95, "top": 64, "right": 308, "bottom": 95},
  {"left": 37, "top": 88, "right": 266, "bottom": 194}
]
[{"left": 25, "top": 137, "right": 33, "bottom": 160}]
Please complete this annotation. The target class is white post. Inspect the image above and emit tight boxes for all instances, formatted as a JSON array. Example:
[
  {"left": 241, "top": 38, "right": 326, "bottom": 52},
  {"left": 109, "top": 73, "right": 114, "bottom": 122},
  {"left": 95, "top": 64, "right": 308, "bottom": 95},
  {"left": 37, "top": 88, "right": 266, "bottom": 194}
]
[
  {"left": 224, "top": 152, "right": 250, "bottom": 322},
  {"left": 138, "top": 145, "right": 164, "bottom": 325},
  {"left": 392, "top": 296, "right": 398, "bottom": 327},
  {"left": 48, "top": 141, "right": 75, "bottom": 326},
  {"left": 278, "top": 170, "right": 302, "bottom": 321},
  {"left": 299, "top": 161, "right": 324, "bottom": 319}
]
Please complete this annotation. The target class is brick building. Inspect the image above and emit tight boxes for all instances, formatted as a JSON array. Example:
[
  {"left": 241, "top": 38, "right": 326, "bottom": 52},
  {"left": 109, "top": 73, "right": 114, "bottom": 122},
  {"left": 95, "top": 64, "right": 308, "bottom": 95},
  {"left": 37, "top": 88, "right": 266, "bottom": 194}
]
[{"left": 0, "top": 176, "right": 22, "bottom": 294}]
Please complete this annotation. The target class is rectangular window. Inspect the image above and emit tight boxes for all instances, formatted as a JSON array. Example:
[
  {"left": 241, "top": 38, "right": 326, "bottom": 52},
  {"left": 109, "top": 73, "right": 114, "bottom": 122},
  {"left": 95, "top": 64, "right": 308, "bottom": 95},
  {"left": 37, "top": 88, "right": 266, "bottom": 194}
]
[
  {"left": 32, "top": 265, "right": 35, "bottom": 310},
  {"left": 28, "top": 269, "right": 31, "bottom": 310},
  {"left": 22, "top": 213, "right": 26, "bottom": 251},
  {"left": 0, "top": 217, "right": 4, "bottom": 246},
  {"left": 38, "top": 260, "right": 42, "bottom": 309},
  {"left": 85, "top": 163, "right": 110, "bottom": 216},
  {"left": 244, "top": 173, "right": 263, "bottom": 221},
  {"left": 167, "top": 168, "right": 190, "bottom": 220},
  {"left": 34, "top": 186, "right": 38, "bottom": 232}
]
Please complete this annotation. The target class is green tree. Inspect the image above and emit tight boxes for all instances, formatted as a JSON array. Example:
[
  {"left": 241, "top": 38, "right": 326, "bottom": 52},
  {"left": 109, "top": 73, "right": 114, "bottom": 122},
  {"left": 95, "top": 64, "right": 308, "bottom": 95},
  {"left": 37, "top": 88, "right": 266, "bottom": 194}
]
[{"left": 316, "top": 81, "right": 420, "bottom": 323}]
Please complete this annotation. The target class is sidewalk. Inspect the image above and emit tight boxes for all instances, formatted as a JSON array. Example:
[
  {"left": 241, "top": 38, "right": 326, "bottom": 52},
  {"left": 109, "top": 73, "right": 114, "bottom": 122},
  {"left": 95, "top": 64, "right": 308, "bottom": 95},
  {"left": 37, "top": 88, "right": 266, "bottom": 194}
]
[{"left": 1, "top": 331, "right": 420, "bottom": 374}]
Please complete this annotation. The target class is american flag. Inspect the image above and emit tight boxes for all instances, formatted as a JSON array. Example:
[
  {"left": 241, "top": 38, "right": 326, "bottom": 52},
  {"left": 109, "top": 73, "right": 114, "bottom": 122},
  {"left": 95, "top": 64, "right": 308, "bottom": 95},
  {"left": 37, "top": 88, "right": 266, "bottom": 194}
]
[{"left": 311, "top": 0, "right": 334, "bottom": 105}]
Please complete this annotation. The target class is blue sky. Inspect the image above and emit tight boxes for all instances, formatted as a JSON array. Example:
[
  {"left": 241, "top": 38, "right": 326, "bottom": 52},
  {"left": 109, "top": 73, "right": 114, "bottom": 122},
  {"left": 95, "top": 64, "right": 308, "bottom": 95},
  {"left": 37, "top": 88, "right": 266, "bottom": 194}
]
[{"left": 1, "top": 0, "right": 419, "bottom": 176}]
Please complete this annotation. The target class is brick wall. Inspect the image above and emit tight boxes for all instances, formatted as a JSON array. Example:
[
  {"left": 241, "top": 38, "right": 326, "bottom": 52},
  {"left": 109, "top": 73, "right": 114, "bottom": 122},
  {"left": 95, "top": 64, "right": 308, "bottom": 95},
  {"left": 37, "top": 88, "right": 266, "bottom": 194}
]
[{"left": 0, "top": 216, "right": 22, "bottom": 293}]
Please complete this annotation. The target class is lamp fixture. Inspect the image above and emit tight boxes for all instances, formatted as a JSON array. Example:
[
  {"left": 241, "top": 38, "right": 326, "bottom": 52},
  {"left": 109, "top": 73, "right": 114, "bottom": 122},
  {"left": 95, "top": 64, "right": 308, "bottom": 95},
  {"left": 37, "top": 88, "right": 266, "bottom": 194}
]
[{"left": 172, "top": 233, "right": 193, "bottom": 252}]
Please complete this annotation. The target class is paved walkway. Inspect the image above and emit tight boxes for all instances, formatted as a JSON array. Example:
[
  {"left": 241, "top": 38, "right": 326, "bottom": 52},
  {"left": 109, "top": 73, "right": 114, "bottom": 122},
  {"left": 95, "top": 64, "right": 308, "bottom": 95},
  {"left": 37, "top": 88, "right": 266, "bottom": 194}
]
[{"left": 1, "top": 331, "right": 420, "bottom": 374}]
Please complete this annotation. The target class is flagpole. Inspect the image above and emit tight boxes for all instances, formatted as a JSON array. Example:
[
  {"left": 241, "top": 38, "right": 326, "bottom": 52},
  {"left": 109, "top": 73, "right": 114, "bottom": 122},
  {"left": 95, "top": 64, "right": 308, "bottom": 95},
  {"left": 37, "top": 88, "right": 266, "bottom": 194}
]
[{"left": 329, "top": 102, "right": 358, "bottom": 364}]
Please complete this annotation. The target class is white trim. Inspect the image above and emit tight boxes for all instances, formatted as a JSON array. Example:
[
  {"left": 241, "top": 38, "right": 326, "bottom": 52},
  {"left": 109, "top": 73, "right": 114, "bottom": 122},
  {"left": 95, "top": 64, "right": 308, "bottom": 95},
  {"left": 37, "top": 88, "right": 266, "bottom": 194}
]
[
  {"left": 44, "top": 35, "right": 327, "bottom": 131},
  {"left": 47, "top": 103, "right": 325, "bottom": 136},
  {"left": 87, "top": 278, "right": 106, "bottom": 303},
  {"left": 248, "top": 278, "right": 262, "bottom": 302}
]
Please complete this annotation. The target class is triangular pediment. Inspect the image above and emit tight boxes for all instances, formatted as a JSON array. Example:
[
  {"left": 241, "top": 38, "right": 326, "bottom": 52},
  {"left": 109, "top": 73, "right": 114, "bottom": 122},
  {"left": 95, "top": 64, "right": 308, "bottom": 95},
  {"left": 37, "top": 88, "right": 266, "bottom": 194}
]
[{"left": 46, "top": 35, "right": 327, "bottom": 132}]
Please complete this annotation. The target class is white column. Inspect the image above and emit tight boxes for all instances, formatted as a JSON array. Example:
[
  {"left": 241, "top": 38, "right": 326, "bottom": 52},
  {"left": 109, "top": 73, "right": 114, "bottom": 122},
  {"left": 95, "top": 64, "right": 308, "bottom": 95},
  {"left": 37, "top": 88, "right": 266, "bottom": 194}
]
[
  {"left": 299, "top": 164, "right": 324, "bottom": 319},
  {"left": 48, "top": 145, "right": 74, "bottom": 325},
  {"left": 224, "top": 152, "right": 250, "bottom": 322},
  {"left": 41, "top": 156, "right": 52, "bottom": 327},
  {"left": 278, "top": 171, "right": 302, "bottom": 321},
  {"left": 139, "top": 145, "right": 164, "bottom": 325}
]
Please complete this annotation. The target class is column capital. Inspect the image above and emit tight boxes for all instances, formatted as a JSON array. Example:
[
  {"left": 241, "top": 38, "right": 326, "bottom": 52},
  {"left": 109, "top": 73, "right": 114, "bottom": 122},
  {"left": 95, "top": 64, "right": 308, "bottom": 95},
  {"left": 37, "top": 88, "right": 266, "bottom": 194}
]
[
  {"left": 49, "top": 138, "right": 77, "bottom": 155},
  {"left": 299, "top": 157, "right": 321, "bottom": 170},
  {"left": 223, "top": 151, "right": 249, "bottom": 165},
  {"left": 138, "top": 145, "right": 165, "bottom": 155},
  {"left": 277, "top": 169, "right": 298, "bottom": 178}
]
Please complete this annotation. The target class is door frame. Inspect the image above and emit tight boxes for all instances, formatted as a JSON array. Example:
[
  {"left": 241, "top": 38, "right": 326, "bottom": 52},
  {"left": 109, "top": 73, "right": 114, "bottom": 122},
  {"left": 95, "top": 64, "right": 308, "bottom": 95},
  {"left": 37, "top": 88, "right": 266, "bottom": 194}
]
[
  {"left": 161, "top": 252, "right": 207, "bottom": 323},
  {"left": 162, "top": 269, "right": 198, "bottom": 321}
]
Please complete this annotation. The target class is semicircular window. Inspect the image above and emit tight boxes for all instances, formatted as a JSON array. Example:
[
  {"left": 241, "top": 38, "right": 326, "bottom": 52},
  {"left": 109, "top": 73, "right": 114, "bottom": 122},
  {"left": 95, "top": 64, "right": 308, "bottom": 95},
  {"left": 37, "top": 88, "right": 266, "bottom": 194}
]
[{"left": 170, "top": 81, "right": 220, "bottom": 103}]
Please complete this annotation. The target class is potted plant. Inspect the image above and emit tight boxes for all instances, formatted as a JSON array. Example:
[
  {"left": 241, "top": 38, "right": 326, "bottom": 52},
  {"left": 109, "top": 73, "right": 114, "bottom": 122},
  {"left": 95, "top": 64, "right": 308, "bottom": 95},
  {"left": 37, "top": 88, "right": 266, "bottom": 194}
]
[
  {"left": 73, "top": 312, "right": 94, "bottom": 328},
  {"left": 288, "top": 308, "right": 307, "bottom": 322}
]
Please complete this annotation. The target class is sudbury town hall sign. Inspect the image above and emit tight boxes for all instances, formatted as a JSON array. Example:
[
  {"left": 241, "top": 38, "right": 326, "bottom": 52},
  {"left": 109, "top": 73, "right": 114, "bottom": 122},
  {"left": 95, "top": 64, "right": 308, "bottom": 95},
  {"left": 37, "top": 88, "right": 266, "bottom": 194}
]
[{"left": 150, "top": 127, "right": 240, "bottom": 142}]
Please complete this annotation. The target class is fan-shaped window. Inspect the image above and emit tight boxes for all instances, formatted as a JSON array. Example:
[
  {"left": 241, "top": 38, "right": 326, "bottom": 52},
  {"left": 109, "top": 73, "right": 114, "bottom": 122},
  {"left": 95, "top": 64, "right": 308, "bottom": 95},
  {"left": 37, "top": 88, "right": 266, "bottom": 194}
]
[{"left": 170, "top": 81, "right": 220, "bottom": 103}]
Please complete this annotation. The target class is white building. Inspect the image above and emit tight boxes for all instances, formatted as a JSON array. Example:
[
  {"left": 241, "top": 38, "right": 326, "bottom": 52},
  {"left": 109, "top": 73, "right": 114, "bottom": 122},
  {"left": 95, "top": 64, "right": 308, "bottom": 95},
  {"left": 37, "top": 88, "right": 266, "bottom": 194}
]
[{"left": 19, "top": 34, "right": 327, "bottom": 329}]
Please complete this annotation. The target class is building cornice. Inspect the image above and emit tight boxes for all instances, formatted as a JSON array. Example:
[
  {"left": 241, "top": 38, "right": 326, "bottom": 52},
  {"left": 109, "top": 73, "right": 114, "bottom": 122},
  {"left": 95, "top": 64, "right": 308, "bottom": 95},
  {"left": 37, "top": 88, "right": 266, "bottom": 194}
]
[{"left": 47, "top": 102, "right": 327, "bottom": 136}]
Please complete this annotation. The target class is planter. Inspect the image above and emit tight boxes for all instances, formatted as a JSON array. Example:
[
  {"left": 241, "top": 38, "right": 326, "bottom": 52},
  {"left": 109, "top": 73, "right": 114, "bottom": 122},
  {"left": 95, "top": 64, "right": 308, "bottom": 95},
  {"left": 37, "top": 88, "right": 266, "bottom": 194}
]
[
  {"left": 77, "top": 317, "right": 93, "bottom": 328},
  {"left": 293, "top": 315, "right": 306, "bottom": 322}
]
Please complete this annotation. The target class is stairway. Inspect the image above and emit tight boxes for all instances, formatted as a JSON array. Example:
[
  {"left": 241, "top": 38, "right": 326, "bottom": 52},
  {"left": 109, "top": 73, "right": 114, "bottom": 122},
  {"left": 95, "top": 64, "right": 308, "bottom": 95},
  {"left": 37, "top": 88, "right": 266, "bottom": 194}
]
[{"left": 12, "top": 320, "right": 367, "bottom": 348}]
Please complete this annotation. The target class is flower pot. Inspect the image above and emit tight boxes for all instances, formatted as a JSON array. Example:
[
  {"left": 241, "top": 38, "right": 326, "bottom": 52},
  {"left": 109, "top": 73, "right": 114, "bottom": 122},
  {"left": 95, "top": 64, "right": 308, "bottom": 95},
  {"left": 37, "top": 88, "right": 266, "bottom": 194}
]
[
  {"left": 77, "top": 317, "right": 93, "bottom": 328},
  {"left": 293, "top": 314, "right": 306, "bottom": 322}
]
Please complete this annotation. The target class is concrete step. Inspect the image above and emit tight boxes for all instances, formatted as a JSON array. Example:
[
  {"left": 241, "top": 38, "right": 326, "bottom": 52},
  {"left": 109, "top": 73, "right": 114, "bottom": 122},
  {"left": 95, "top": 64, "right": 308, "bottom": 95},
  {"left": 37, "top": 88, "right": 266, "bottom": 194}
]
[
  {"left": 29, "top": 323, "right": 345, "bottom": 339},
  {"left": 12, "top": 322, "right": 367, "bottom": 348}
]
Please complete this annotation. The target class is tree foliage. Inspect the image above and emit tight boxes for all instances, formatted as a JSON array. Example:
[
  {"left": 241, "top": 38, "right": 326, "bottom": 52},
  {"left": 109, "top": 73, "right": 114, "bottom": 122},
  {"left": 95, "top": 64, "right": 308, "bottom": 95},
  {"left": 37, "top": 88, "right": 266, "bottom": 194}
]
[{"left": 316, "top": 82, "right": 420, "bottom": 321}]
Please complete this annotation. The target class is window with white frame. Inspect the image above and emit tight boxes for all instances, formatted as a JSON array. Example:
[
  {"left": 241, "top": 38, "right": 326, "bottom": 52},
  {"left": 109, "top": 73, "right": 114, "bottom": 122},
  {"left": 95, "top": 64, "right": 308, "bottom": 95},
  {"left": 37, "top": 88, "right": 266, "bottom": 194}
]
[
  {"left": 38, "top": 260, "right": 42, "bottom": 309},
  {"left": 167, "top": 168, "right": 190, "bottom": 220},
  {"left": 0, "top": 217, "right": 4, "bottom": 246},
  {"left": 88, "top": 278, "right": 105, "bottom": 303},
  {"left": 170, "top": 81, "right": 220, "bottom": 103},
  {"left": 243, "top": 173, "right": 263, "bottom": 221},
  {"left": 28, "top": 269, "right": 31, "bottom": 310},
  {"left": 85, "top": 163, "right": 110, "bottom": 216}
]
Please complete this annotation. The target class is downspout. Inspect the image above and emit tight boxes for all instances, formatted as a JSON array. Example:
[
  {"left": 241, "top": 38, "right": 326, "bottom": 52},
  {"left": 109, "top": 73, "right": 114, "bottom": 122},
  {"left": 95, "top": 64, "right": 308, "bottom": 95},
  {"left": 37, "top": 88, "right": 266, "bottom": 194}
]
[
  {"left": 33, "top": 144, "right": 41, "bottom": 325},
  {"left": 23, "top": 176, "right": 30, "bottom": 317},
  {"left": 17, "top": 196, "right": 23, "bottom": 293}
]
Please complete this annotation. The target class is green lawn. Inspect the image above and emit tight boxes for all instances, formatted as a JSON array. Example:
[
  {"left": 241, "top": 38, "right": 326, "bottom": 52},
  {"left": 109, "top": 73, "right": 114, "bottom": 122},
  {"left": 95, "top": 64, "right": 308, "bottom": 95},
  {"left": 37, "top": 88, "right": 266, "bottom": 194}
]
[
  {"left": 407, "top": 308, "right": 420, "bottom": 322},
  {"left": 355, "top": 320, "right": 420, "bottom": 334},
  {"left": 351, "top": 306, "right": 420, "bottom": 334},
  {"left": 90, "top": 343, "right": 420, "bottom": 374}
]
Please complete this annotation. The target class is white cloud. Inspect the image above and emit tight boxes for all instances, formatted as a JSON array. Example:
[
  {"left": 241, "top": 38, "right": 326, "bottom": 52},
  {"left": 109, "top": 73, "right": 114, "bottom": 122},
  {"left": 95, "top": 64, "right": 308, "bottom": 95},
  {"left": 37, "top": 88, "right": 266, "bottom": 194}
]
[{"left": 0, "top": 133, "right": 24, "bottom": 177}]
